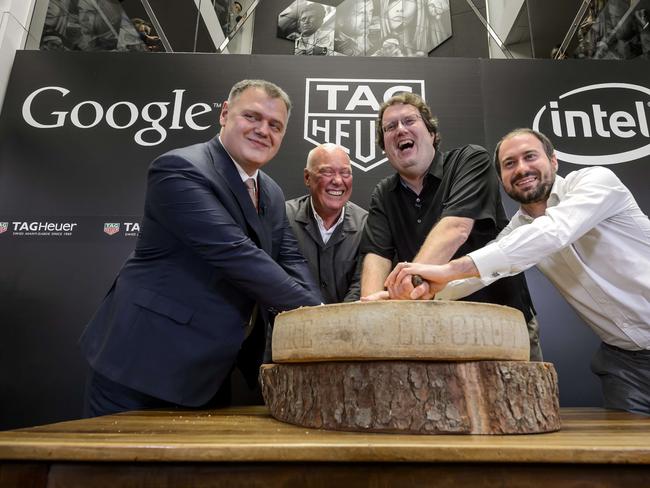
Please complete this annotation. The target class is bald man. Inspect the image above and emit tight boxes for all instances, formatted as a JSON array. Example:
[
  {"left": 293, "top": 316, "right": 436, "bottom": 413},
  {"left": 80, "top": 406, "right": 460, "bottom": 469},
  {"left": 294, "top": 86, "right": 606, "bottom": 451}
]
[{"left": 286, "top": 144, "right": 368, "bottom": 303}]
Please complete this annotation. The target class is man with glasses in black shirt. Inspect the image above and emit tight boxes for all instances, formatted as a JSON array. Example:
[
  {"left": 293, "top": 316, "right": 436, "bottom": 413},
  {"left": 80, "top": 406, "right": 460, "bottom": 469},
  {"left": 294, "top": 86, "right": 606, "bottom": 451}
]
[{"left": 360, "top": 92, "right": 541, "bottom": 361}]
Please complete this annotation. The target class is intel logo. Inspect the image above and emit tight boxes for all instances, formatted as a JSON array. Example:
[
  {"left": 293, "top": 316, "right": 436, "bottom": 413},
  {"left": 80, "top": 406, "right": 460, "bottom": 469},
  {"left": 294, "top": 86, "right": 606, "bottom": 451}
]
[{"left": 532, "top": 83, "right": 650, "bottom": 166}]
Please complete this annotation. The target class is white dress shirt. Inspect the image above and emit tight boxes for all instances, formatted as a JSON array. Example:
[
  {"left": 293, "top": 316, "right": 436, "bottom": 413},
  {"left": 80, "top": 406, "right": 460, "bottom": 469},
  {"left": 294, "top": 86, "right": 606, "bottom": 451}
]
[
  {"left": 219, "top": 135, "right": 259, "bottom": 184},
  {"left": 310, "top": 197, "right": 345, "bottom": 244},
  {"left": 444, "top": 167, "right": 650, "bottom": 351}
]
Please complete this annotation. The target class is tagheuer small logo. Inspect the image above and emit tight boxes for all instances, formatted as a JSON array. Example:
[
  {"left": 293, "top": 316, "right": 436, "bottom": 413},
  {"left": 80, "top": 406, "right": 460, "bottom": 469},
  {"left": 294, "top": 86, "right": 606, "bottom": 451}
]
[
  {"left": 104, "top": 222, "right": 120, "bottom": 236},
  {"left": 0, "top": 222, "right": 8, "bottom": 234}
]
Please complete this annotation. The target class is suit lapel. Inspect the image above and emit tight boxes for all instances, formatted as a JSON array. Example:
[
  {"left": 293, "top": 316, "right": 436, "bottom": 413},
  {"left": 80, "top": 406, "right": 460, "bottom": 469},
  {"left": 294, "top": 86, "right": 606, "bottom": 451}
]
[
  {"left": 207, "top": 137, "right": 268, "bottom": 248},
  {"left": 298, "top": 199, "right": 324, "bottom": 247},
  {"left": 326, "top": 223, "right": 347, "bottom": 248}
]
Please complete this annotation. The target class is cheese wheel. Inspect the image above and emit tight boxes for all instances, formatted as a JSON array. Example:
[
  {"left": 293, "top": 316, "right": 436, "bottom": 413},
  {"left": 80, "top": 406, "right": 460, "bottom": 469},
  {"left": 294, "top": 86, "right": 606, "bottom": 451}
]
[{"left": 272, "top": 300, "right": 529, "bottom": 362}]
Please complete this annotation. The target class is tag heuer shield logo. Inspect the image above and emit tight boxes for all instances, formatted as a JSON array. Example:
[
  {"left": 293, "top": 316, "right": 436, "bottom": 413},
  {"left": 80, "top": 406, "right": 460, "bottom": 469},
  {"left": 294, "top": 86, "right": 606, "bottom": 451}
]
[
  {"left": 304, "top": 78, "right": 425, "bottom": 172},
  {"left": 0, "top": 222, "right": 7, "bottom": 234},
  {"left": 103, "top": 222, "right": 120, "bottom": 236}
]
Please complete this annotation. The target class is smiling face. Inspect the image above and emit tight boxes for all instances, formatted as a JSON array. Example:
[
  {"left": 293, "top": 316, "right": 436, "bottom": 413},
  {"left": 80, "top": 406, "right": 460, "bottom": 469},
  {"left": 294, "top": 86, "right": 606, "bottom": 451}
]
[
  {"left": 219, "top": 87, "right": 288, "bottom": 175},
  {"left": 305, "top": 145, "right": 353, "bottom": 221},
  {"left": 381, "top": 103, "right": 435, "bottom": 181},
  {"left": 498, "top": 133, "right": 558, "bottom": 209}
]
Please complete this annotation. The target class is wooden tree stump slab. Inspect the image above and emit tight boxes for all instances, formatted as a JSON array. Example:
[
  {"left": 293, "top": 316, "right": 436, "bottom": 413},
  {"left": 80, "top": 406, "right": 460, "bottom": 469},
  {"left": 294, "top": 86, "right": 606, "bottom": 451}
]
[
  {"left": 273, "top": 301, "right": 530, "bottom": 362},
  {"left": 261, "top": 361, "right": 560, "bottom": 434}
]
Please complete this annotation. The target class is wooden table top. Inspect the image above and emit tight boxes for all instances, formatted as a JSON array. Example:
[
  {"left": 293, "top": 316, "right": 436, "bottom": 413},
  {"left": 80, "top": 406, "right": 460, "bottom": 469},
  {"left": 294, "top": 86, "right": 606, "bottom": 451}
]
[{"left": 0, "top": 407, "right": 648, "bottom": 464}]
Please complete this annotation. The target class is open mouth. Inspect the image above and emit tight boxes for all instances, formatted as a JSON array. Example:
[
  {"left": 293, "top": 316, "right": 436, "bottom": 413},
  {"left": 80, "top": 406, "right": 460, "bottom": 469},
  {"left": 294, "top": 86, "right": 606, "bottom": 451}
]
[
  {"left": 398, "top": 140, "right": 414, "bottom": 151},
  {"left": 326, "top": 189, "right": 344, "bottom": 196}
]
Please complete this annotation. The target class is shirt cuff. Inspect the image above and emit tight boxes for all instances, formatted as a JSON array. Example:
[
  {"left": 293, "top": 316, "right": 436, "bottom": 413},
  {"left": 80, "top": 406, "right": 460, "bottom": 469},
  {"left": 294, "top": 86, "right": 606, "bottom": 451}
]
[
  {"left": 435, "top": 278, "right": 485, "bottom": 301},
  {"left": 468, "top": 243, "right": 510, "bottom": 280}
]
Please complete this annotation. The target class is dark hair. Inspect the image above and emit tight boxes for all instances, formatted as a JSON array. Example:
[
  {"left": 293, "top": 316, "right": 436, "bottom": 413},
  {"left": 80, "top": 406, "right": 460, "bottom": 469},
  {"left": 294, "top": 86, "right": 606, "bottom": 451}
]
[
  {"left": 376, "top": 92, "right": 440, "bottom": 150},
  {"left": 493, "top": 128, "right": 555, "bottom": 175}
]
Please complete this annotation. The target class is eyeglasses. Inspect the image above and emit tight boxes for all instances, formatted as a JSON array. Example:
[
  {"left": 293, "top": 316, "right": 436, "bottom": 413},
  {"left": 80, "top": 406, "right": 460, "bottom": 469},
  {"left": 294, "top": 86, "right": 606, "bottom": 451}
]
[
  {"left": 382, "top": 114, "right": 422, "bottom": 134},
  {"left": 313, "top": 168, "right": 353, "bottom": 179}
]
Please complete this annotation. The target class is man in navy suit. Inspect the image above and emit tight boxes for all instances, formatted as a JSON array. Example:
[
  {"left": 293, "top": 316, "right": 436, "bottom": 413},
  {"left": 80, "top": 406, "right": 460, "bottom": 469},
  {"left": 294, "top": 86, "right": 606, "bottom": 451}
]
[{"left": 80, "top": 79, "right": 322, "bottom": 417}]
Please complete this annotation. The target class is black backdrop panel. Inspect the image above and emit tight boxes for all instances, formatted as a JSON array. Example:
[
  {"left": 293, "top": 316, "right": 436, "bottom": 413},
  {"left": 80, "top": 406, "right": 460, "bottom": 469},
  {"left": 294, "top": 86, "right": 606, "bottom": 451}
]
[
  {"left": 481, "top": 59, "right": 650, "bottom": 199},
  {"left": 1, "top": 52, "right": 648, "bottom": 429},
  {"left": 0, "top": 52, "right": 484, "bottom": 429}
]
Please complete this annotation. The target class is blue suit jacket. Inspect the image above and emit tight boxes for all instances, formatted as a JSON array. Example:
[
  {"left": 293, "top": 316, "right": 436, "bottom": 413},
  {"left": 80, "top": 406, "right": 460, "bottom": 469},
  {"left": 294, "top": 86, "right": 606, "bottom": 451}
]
[{"left": 80, "top": 137, "right": 321, "bottom": 406}]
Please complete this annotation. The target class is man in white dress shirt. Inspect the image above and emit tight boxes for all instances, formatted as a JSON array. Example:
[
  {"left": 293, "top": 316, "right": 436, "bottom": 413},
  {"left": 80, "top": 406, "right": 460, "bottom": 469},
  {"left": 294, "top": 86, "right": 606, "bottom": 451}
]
[{"left": 387, "top": 128, "right": 650, "bottom": 414}]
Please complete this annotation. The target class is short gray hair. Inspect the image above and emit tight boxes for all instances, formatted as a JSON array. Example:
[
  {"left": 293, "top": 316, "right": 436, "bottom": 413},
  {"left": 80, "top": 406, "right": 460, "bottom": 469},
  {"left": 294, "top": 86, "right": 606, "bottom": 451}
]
[{"left": 227, "top": 79, "right": 292, "bottom": 118}]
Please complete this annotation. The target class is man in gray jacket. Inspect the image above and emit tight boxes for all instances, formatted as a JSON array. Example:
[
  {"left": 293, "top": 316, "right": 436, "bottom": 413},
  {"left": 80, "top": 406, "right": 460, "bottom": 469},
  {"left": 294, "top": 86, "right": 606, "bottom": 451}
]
[{"left": 286, "top": 143, "right": 368, "bottom": 303}]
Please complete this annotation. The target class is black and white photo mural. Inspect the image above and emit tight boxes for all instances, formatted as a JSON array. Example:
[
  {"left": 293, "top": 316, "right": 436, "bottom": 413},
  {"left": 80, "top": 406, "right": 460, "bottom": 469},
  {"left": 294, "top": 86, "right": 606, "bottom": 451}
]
[
  {"left": 374, "top": 0, "right": 451, "bottom": 56},
  {"left": 277, "top": 0, "right": 336, "bottom": 55},
  {"left": 279, "top": 0, "right": 451, "bottom": 57}
]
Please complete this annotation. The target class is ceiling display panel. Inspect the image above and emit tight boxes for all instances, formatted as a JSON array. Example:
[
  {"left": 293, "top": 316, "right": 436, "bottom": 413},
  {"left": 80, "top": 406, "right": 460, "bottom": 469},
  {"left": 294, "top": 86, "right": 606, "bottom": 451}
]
[
  {"left": 278, "top": 0, "right": 452, "bottom": 57},
  {"left": 278, "top": 0, "right": 336, "bottom": 55}
]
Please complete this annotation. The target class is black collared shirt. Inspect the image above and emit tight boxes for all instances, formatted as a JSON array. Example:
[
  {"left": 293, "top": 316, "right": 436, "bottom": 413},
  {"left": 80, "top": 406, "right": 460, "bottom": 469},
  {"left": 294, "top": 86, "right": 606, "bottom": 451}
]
[{"left": 361, "top": 144, "right": 534, "bottom": 320}]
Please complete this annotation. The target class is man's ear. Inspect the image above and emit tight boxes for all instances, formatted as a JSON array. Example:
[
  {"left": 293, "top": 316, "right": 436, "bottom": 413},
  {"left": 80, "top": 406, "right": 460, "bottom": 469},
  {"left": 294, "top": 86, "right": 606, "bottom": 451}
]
[{"left": 219, "top": 101, "right": 229, "bottom": 127}]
